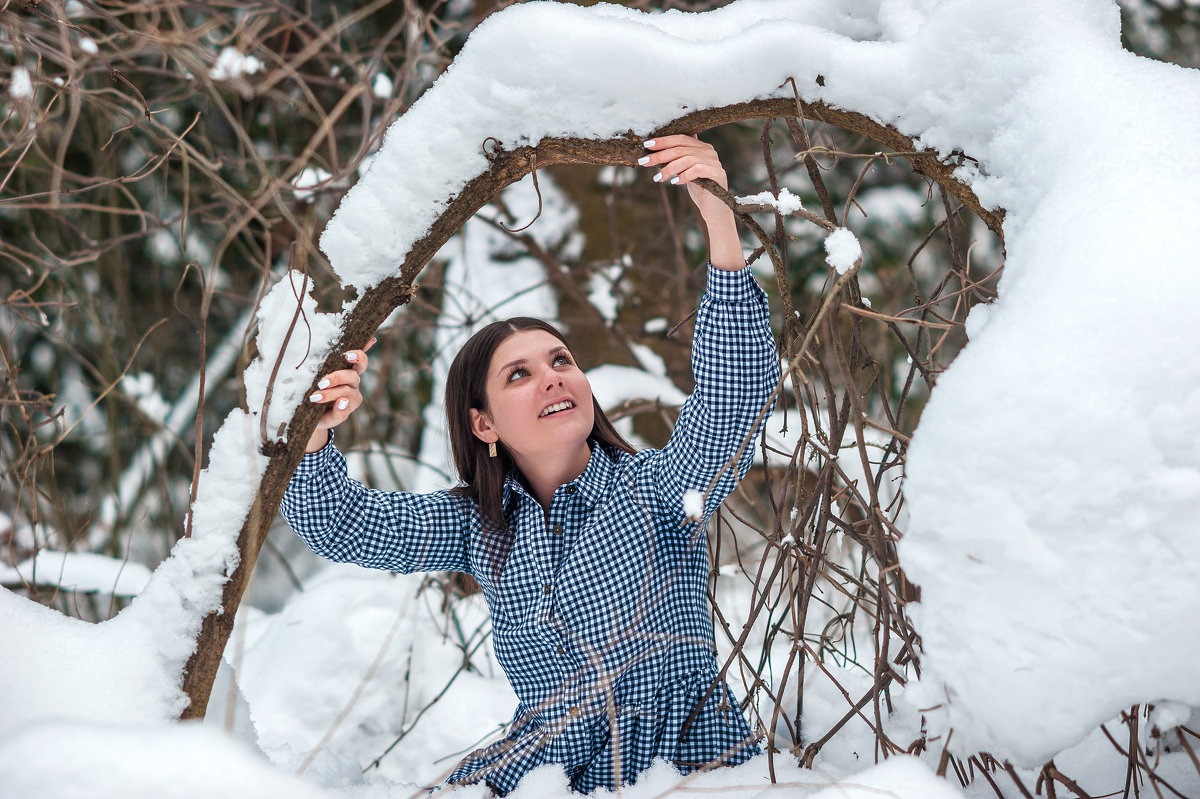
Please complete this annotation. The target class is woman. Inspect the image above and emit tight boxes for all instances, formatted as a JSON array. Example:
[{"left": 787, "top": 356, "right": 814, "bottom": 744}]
[{"left": 282, "top": 136, "right": 779, "bottom": 794}]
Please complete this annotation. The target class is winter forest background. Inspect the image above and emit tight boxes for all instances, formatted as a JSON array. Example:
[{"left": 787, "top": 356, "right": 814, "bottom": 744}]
[{"left": 2, "top": 1, "right": 1199, "bottom": 797}]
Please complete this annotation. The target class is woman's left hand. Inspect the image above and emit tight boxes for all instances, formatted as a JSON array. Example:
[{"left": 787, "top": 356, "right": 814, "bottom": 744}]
[
  {"left": 640, "top": 135, "right": 744, "bottom": 271},
  {"left": 639, "top": 135, "right": 734, "bottom": 227}
]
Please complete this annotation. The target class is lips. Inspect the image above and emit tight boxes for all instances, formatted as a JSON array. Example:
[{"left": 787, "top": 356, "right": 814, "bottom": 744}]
[{"left": 539, "top": 399, "right": 575, "bottom": 418}]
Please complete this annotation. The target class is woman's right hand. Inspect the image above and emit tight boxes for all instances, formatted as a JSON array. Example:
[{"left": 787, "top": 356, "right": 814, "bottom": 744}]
[{"left": 305, "top": 337, "right": 376, "bottom": 453}]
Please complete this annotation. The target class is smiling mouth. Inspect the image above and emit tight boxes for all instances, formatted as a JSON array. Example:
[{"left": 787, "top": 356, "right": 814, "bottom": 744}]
[{"left": 539, "top": 400, "right": 575, "bottom": 418}]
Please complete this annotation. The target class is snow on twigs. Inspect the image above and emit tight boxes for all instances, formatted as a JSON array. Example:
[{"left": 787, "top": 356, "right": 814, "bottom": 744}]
[
  {"left": 823, "top": 227, "right": 861, "bottom": 274},
  {"left": 737, "top": 187, "right": 804, "bottom": 215}
]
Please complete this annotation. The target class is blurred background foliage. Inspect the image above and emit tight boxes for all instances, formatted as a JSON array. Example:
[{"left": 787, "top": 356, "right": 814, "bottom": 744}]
[{"left": 0, "top": 0, "right": 1192, "bottom": 620}]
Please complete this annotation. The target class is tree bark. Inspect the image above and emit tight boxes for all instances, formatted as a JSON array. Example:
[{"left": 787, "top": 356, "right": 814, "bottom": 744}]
[{"left": 178, "top": 96, "right": 1004, "bottom": 718}]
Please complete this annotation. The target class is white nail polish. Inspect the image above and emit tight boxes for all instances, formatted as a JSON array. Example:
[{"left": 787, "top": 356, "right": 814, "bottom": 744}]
[
  {"left": 670, "top": 176, "right": 680, "bottom": 185},
  {"left": 644, "top": 139, "right": 656, "bottom": 148},
  {"left": 346, "top": 352, "right": 358, "bottom": 362},
  {"left": 317, "top": 378, "right": 330, "bottom": 390},
  {"left": 310, "top": 393, "right": 323, "bottom": 402},
  {"left": 653, "top": 173, "right": 663, "bottom": 183},
  {"left": 637, "top": 156, "right": 650, "bottom": 166},
  {"left": 337, "top": 398, "right": 349, "bottom": 410}
]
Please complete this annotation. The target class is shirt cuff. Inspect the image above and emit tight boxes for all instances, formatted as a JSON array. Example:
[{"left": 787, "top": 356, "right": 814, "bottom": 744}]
[
  {"left": 294, "top": 429, "right": 338, "bottom": 477},
  {"left": 704, "top": 261, "right": 767, "bottom": 304}
]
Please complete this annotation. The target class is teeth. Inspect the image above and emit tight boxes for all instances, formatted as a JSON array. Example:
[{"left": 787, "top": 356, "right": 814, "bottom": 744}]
[{"left": 540, "top": 401, "right": 574, "bottom": 417}]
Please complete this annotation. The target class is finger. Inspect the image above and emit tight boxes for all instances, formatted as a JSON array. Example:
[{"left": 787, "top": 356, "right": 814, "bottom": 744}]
[
  {"left": 670, "top": 161, "right": 728, "bottom": 188},
  {"left": 642, "top": 134, "right": 702, "bottom": 151},
  {"left": 344, "top": 348, "right": 369, "bottom": 374},
  {"left": 638, "top": 141, "right": 715, "bottom": 168},
  {"left": 309, "top": 384, "right": 362, "bottom": 412},
  {"left": 651, "top": 155, "right": 709, "bottom": 184},
  {"left": 314, "top": 368, "right": 362, "bottom": 393},
  {"left": 364, "top": 336, "right": 377, "bottom": 353}
]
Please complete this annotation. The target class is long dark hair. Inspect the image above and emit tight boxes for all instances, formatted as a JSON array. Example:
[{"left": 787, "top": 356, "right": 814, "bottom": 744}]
[{"left": 445, "top": 317, "right": 636, "bottom": 531}]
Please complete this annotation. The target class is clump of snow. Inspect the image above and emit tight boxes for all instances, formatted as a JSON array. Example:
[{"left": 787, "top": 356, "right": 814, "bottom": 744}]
[
  {"left": 962, "top": 301, "right": 991, "bottom": 340},
  {"left": 210, "top": 47, "right": 262, "bottom": 81},
  {"left": 823, "top": 228, "right": 861, "bottom": 274},
  {"left": 371, "top": 72, "right": 393, "bottom": 99},
  {"left": 122, "top": 371, "right": 170, "bottom": 422},
  {"left": 0, "top": 721, "right": 327, "bottom": 799},
  {"left": 587, "top": 364, "right": 688, "bottom": 410},
  {"left": 587, "top": 264, "right": 622, "bottom": 322},
  {"left": 79, "top": 37, "right": 98, "bottom": 55},
  {"left": 893, "top": 0, "right": 1200, "bottom": 767},
  {"left": 243, "top": 271, "right": 344, "bottom": 443},
  {"left": 682, "top": 489, "right": 705, "bottom": 520},
  {"left": 0, "top": 551, "right": 151, "bottom": 596},
  {"left": 292, "top": 167, "right": 332, "bottom": 202},
  {"left": 737, "top": 187, "right": 804, "bottom": 215},
  {"left": 9, "top": 66, "right": 33, "bottom": 100}
]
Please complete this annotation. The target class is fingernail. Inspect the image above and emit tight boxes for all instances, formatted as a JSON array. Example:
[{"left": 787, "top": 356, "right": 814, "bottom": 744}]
[
  {"left": 653, "top": 173, "right": 663, "bottom": 183},
  {"left": 644, "top": 139, "right": 656, "bottom": 148},
  {"left": 337, "top": 398, "right": 349, "bottom": 410},
  {"left": 317, "top": 378, "right": 330, "bottom": 390},
  {"left": 637, "top": 156, "right": 650, "bottom": 166},
  {"left": 309, "top": 393, "right": 323, "bottom": 402},
  {"left": 669, "top": 176, "right": 680, "bottom": 185},
  {"left": 346, "top": 352, "right": 358, "bottom": 362}
]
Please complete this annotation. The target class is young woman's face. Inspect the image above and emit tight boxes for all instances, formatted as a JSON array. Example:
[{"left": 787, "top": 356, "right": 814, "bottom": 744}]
[{"left": 470, "top": 329, "right": 595, "bottom": 462}]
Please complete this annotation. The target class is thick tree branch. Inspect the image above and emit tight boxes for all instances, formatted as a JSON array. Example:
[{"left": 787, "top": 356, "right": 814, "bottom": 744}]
[{"left": 179, "top": 96, "right": 1005, "bottom": 718}]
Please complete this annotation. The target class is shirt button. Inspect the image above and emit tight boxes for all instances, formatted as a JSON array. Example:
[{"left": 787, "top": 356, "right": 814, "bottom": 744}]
[
  {"left": 543, "top": 584, "right": 552, "bottom": 594},
  {"left": 557, "top": 645, "right": 565, "bottom": 654},
  {"left": 553, "top": 524, "right": 563, "bottom": 536},
  {"left": 568, "top": 706, "right": 581, "bottom": 718},
  {"left": 565, "top": 485, "right": 577, "bottom": 495}
]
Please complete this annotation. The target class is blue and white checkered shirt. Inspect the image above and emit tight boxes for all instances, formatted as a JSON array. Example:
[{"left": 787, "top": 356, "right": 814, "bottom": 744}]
[{"left": 281, "top": 264, "right": 779, "bottom": 794}]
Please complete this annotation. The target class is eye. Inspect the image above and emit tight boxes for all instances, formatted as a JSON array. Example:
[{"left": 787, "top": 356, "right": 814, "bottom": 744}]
[
  {"left": 553, "top": 354, "right": 571, "bottom": 367},
  {"left": 506, "top": 366, "right": 529, "bottom": 382}
]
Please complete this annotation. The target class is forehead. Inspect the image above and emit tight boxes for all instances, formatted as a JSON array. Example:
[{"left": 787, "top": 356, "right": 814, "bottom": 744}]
[{"left": 489, "top": 329, "right": 569, "bottom": 371}]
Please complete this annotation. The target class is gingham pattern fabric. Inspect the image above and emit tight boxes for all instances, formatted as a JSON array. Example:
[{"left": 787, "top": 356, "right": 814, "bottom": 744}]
[{"left": 281, "top": 264, "right": 779, "bottom": 795}]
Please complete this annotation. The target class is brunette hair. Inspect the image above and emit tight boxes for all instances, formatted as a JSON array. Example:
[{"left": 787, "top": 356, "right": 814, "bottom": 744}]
[{"left": 445, "top": 317, "right": 636, "bottom": 531}]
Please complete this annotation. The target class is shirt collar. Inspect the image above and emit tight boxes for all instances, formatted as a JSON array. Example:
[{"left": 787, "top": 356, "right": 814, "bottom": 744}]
[{"left": 500, "top": 442, "right": 617, "bottom": 509}]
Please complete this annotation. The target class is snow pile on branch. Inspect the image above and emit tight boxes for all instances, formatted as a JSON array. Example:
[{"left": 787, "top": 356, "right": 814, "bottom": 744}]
[
  {"left": 737, "top": 188, "right": 804, "bottom": 215},
  {"left": 823, "top": 228, "right": 861, "bottom": 274},
  {"left": 278, "top": 0, "right": 1200, "bottom": 771},
  {"left": 244, "top": 271, "right": 343, "bottom": 443},
  {"left": 318, "top": 0, "right": 1200, "bottom": 768}
]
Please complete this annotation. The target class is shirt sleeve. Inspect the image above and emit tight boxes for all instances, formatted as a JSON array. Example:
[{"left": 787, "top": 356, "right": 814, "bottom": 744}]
[
  {"left": 652, "top": 263, "right": 780, "bottom": 525},
  {"left": 279, "top": 436, "right": 472, "bottom": 574}
]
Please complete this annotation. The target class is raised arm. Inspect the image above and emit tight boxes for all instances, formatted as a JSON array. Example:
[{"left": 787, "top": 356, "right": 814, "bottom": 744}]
[
  {"left": 282, "top": 340, "right": 472, "bottom": 574},
  {"left": 281, "top": 440, "right": 472, "bottom": 574},
  {"left": 638, "top": 136, "right": 780, "bottom": 523}
]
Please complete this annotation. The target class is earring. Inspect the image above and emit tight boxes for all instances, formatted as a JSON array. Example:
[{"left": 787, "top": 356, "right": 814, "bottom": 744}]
[{"left": 488, "top": 441, "right": 498, "bottom": 458}]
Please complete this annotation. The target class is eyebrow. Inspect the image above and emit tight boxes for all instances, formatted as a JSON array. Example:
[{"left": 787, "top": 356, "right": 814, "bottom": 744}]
[{"left": 496, "top": 345, "right": 571, "bottom": 377}]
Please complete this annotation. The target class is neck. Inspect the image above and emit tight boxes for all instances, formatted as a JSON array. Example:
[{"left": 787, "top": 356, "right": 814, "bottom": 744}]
[{"left": 511, "top": 440, "right": 592, "bottom": 511}]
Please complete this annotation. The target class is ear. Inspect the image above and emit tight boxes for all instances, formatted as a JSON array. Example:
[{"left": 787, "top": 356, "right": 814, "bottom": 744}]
[{"left": 469, "top": 408, "right": 498, "bottom": 443}]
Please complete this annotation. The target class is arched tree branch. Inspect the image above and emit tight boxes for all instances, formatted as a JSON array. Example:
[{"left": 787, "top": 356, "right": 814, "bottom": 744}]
[{"left": 179, "top": 96, "right": 1004, "bottom": 718}]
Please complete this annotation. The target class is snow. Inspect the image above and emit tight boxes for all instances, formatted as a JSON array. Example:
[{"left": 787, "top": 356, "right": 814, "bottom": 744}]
[
  {"left": 371, "top": 73, "right": 393, "bottom": 99},
  {"left": 737, "top": 188, "right": 804, "bottom": 215},
  {"left": 682, "top": 489, "right": 705, "bottom": 520},
  {"left": 823, "top": 228, "right": 862, "bottom": 274},
  {"left": 293, "top": 167, "right": 334, "bottom": 202},
  {"left": 79, "top": 37, "right": 98, "bottom": 55},
  {"left": 0, "top": 551, "right": 151, "bottom": 596},
  {"left": 9, "top": 66, "right": 32, "bottom": 100},
  {"left": 5, "top": 0, "right": 1200, "bottom": 796},
  {"left": 210, "top": 47, "right": 263, "bottom": 81}
]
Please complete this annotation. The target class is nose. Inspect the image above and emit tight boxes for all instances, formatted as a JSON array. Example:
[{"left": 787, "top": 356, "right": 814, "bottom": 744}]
[{"left": 542, "top": 367, "right": 564, "bottom": 391}]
